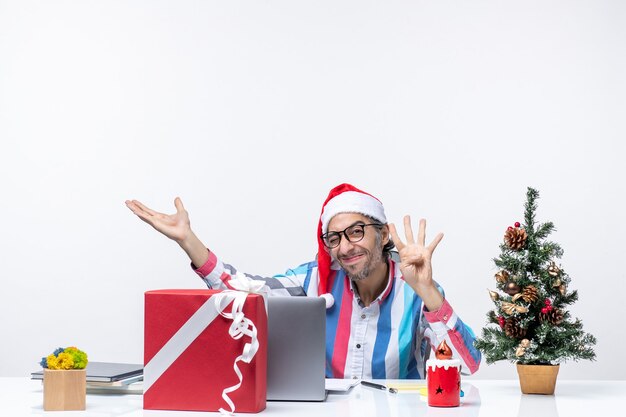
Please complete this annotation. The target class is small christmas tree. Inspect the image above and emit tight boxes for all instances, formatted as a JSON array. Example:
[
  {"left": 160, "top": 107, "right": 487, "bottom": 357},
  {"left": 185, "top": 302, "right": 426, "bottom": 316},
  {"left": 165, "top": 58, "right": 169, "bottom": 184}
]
[{"left": 475, "top": 187, "right": 596, "bottom": 365}]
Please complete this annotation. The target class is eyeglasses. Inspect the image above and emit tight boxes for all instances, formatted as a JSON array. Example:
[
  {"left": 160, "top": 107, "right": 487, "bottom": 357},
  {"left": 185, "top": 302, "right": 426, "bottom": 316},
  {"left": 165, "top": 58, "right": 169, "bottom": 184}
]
[{"left": 321, "top": 223, "right": 383, "bottom": 249}]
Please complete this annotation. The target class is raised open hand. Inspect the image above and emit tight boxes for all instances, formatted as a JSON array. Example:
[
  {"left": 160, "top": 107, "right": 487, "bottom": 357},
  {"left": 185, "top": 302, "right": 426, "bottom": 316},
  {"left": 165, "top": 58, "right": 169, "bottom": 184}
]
[
  {"left": 125, "top": 197, "right": 192, "bottom": 244},
  {"left": 389, "top": 216, "right": 444, "bottom": 310}
]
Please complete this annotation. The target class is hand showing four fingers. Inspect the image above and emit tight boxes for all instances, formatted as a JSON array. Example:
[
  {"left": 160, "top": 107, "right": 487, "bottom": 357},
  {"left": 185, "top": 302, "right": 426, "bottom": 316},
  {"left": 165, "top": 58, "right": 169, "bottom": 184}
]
[{"left": 389, "top": 215, "right": 444, "bottom": 311}]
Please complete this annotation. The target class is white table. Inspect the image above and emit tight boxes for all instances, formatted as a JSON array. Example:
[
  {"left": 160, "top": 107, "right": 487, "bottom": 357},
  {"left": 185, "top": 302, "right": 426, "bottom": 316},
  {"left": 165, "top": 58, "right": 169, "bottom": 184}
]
[{"left": 1, "top": 378, "right": 624, "bottom": 417}]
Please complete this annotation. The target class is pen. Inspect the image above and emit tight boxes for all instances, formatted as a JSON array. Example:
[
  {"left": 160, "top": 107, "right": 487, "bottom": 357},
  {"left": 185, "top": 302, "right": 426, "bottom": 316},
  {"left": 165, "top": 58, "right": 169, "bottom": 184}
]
[{"left": 361, "top": 381, "right": 398, "bottom": 394}]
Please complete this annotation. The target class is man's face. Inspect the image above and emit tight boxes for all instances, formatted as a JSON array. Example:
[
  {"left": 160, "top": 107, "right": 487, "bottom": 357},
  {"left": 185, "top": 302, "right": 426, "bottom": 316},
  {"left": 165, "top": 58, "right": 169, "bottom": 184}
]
[{"left": 326, "top": 213, "right": 388, "bottom": 282}]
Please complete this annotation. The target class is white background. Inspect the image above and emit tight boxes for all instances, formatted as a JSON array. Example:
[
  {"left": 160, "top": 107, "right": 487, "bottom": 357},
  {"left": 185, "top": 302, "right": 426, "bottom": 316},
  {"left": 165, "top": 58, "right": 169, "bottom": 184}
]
[{"left": 1, "top": 0, "right": 624, "bottom": 379}]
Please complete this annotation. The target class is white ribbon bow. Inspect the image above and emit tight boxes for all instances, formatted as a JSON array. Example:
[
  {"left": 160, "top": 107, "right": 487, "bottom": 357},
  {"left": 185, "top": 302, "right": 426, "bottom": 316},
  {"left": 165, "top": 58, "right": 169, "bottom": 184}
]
[
  {"left": 214, "top": 272, "right": 268, "bottom": 415},
  {"left": 228, "top": 272, "right": 266, "bottom": 294}
]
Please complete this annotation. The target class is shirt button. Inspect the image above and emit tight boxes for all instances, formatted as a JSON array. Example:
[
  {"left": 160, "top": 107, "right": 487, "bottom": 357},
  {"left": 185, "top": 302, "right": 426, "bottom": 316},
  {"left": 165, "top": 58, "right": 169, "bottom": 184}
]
[
  {"left": 361, "top": 314, "right": 366, "bottom": 319},
  {"left": 443, "top": 315, "right": 448, "bottom": 320},
  {"left": 356, "top": 344, "right": 361, "bottom": 349}
]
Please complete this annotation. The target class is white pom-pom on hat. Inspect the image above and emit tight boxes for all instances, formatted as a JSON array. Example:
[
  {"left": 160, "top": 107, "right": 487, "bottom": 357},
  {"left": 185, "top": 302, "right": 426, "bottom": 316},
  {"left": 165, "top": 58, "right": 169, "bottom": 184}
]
[{"left": 320, "top": 293, "right": 335, "bottom": 309}]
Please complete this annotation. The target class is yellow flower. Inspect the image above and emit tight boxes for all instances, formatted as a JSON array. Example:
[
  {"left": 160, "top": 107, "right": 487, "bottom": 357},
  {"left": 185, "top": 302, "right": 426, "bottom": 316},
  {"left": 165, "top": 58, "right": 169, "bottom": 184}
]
[
  {"left": 55, "top": 352, "right": 75, "bottom": 370},
  {"left": 46, "top": 354, "right": 59, "bottom": 370}
]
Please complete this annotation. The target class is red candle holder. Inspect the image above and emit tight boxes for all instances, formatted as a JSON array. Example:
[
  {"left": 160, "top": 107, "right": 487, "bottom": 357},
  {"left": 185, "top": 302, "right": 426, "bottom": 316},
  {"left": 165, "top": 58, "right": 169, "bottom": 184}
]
[{"left": 426, "top": 359, "right": 461, "bottom": 407}]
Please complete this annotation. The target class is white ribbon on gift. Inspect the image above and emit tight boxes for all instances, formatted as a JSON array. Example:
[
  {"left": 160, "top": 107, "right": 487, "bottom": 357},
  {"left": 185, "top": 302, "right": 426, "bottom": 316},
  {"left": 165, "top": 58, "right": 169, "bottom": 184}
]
[
  {"left": 143, "top": 272, "right": 268, "bottom": 415},
  {"left": 214, "top": 274, "right": 268, "bottom": 415}
]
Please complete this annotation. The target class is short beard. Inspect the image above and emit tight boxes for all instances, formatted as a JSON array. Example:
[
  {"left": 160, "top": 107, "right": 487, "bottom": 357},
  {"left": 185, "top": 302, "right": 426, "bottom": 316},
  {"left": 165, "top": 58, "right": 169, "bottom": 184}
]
[{"left": 346, "top": 248, "right": 382, "bottom": 281}]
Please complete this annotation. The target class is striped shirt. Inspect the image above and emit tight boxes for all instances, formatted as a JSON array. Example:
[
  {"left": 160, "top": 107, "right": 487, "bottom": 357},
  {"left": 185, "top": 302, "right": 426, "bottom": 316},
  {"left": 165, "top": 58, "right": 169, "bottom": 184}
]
[{"left": 195, "top": 250, "right": 481, "bottom": 379}]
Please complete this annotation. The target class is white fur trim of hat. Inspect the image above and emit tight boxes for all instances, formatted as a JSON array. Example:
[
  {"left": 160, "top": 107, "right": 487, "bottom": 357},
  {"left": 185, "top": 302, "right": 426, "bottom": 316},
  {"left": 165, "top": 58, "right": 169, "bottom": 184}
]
[{"left": 321, "top": 191, "right": 387, "bottom": 234}]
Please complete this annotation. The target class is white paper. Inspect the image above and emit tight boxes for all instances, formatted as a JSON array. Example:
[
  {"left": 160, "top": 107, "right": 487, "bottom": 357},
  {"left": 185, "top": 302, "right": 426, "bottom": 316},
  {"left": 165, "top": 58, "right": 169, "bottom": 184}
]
[{"left": 325, "top": 378, "right": 361, "bottom": 392}]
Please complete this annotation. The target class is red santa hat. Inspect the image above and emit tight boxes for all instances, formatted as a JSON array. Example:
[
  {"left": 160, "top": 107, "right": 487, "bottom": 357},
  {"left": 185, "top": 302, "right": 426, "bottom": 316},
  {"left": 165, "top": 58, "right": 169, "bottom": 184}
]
[{"left": 317, "top": 183, "right": 387, "bottom": 308}]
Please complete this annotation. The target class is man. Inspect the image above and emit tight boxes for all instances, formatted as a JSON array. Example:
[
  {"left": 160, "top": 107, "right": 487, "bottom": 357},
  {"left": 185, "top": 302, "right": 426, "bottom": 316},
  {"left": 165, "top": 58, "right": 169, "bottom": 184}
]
[{"left": 126, "top": 183, "right": 481, "bottom": 379}]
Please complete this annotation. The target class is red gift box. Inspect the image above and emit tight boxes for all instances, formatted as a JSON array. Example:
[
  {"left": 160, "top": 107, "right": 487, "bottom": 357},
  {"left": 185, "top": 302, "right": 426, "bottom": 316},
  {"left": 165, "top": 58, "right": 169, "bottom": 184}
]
[{"left": 144, "top": 289, "right": 267, "bottom": 413}]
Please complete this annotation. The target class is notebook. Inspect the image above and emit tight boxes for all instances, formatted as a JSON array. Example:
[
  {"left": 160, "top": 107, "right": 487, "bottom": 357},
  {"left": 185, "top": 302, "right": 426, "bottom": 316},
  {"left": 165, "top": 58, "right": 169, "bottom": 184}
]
[
  {"left": 267, "top": 296, "right": 327, "bottom": 401},
  {"left": 31, "top": 362, "right": 143, "bottom": 383}
]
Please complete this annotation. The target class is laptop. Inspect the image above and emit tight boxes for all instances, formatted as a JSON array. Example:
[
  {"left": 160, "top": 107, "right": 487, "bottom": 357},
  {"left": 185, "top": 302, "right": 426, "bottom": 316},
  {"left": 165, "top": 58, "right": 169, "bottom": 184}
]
[{"left": 267, "top": 296, "right": 327, "bottom": 401}]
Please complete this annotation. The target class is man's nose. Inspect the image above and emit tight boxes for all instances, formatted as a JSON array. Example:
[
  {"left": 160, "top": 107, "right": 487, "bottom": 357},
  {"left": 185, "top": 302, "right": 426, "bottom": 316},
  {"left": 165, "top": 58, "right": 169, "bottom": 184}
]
[{"left": 338, "top": 235, "right": 356, "bottom": 252}]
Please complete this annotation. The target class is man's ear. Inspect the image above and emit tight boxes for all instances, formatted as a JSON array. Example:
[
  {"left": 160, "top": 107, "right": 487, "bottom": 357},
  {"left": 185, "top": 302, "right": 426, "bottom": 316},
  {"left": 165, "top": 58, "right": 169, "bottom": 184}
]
[{"left": 381, "top": 225, "right": 390, "bottom": 245}]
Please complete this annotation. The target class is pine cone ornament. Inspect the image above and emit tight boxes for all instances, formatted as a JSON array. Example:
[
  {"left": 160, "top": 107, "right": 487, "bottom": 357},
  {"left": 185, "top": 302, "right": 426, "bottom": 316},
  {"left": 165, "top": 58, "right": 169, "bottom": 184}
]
[
  {"left": 504, "top": 227, "right": 527, "bottom": 250},
  {"left": 504, "top": 317, "right": 527, "bottom": 338},
  {"left": 520, "top": 285, "right": 539, "bottom": 303},
  {"left": 540, "top": 308, "right": 564, "bottom": 325}
]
